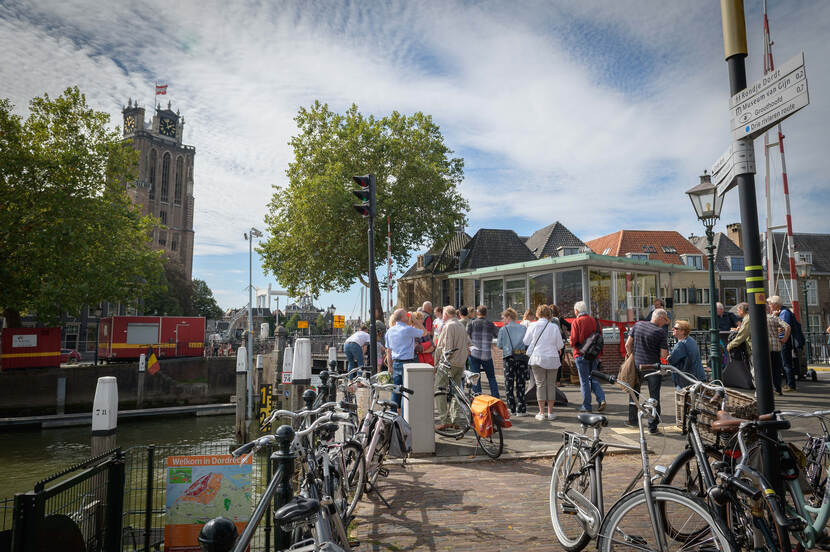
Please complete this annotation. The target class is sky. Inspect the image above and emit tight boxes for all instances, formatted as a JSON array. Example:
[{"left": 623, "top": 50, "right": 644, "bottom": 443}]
[{"left": 2, "top": 1, "right": 829, "bottom": 317}]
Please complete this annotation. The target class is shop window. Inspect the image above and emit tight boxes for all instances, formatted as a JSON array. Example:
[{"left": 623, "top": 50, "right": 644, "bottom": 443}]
[
  {"left": 505, "top": 278, "right": 526, "bottom": 316},
  {"left": 529, "top": 273, "right": 553, "bottom": 311},
  {"left": 589, "top": 270, "right": 611, "bottom": 320},
  {"left": 483, "top": 280, "right": 503, "bottom": 321},
  {"left": 556, "top": 269, "right": 583, "bottom": 317}
]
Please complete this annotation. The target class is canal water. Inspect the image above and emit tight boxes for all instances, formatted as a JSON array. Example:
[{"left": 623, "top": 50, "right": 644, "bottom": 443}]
[{"left": 0, "top": 415, "right": 235, "bottom": 498}]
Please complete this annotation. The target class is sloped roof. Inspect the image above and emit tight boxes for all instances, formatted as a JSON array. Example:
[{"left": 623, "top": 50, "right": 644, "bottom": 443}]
[
  {"left": 524, "top": 221, "right": 586, "bottom": 258},
  {"left": 461, "top": 229, "right": 536, "bottom": 269},
  {"left": 399, "top": 232, "right": 471, "bottom": 280},
  {"left": 689, "top": 233, "right": 744, "bottom": 272},
  {"left": 586, "top": 230, "right": 708, "bottom": 269},
  {"left": 771, "top": 232, "right": 830, "bottom": 274}
]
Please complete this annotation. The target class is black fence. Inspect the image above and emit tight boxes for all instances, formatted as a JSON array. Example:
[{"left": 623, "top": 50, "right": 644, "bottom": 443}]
[
  {"left": 2, "top": 449, "right": 124, "bottom": 552},
  {"left": 1, "top": 443, "right": 280, "bottom": 552},
  {"left": 121, "top": 442, "right": 276, "bottom": 552}
]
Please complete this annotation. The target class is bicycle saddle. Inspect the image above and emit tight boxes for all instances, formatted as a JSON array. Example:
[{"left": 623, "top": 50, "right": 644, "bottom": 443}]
[
  {"left": 274, "top": 496, "right": 320, "bottom": 526},
  {"left": 578, "top": 413, "right": 608, "bottom": 427},
  {"left": 710, "top": 410, "right": 748, "bottom": 433},
  {"left": 462, "top": 370, "right": 481, "bottom": 385}
]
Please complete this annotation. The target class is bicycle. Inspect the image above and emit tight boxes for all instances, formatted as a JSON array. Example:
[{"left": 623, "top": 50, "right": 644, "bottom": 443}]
[
  {"left": 550, "top": 368, "right": 736, "bottom": 552},
  {"left": 433, "top": 348, "right": 504, "bottom": 459}
]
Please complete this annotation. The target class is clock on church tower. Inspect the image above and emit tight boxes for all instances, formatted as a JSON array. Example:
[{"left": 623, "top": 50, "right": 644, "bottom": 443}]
[{"left": 122, "top": 98, "right": 144, "bottom": 136}]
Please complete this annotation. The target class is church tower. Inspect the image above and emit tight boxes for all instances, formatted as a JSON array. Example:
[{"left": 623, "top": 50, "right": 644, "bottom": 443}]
[{"left": 122, "top": 98, "right": 195, "bottom": 280}]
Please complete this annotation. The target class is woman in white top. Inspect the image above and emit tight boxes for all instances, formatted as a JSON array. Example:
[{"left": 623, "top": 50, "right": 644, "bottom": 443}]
[{"left": 523, "top": 304, "right": 564, "bottom": 421}]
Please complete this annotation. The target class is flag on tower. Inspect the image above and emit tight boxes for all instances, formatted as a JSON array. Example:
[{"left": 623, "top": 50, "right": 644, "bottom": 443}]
[{"left": 155, "top": 83, "right": 168, "bottom": 95}]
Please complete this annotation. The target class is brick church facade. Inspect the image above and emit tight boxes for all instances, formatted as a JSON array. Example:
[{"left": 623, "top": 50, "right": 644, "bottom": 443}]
[{"left": 121, "top": 99, "right": 195, "bottom": 280}]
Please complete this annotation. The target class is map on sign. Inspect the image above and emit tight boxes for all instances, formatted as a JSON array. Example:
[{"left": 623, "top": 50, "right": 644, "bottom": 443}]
[
  {"left": 730, "top": 52, "right": 808, "bottom": 142},
  {"left": 164, "top": 455, "right": 252, "bottom": 551}
]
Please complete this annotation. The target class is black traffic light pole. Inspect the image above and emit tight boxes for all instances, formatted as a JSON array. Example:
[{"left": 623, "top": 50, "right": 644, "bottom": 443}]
[
  {"left": 353, "top": 174, "right": 378, "bottom": 373},
  {"left": 721, "top": 0, "right": 779, "bottom": 489}
]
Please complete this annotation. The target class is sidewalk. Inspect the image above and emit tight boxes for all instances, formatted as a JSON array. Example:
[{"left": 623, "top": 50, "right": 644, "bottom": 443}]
[{"left": 353, "top": 372, "right": 830, "bottom": 551}]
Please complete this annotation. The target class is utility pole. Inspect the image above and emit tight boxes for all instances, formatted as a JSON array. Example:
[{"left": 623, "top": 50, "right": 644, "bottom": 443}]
[
  {"left": 352, "top": 174, "right": 378, "bottom": 373},
  {"left": 720, "top": 0, "right": 779, "bottom": 488}
]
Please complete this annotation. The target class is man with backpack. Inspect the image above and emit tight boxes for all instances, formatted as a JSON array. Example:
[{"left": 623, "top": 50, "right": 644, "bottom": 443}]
[
  {"left": 570, "top": 301, "right": 606, "bottom": 413},
  {"left": 769, "top": 295, "right": 803, "bottom": 392}
]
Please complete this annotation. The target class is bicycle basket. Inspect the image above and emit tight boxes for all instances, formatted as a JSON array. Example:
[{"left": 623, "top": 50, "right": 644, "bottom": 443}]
[{"left": 675, "top": 385, "right": 756, "bottom": 444}]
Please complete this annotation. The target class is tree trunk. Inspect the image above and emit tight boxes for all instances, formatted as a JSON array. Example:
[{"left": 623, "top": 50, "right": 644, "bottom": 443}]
[{"left": 3, "top": 307, "right": 22, "bottom": 328}]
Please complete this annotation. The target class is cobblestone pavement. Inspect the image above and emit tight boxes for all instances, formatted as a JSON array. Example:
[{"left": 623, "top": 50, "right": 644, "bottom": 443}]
[{"left": 353, "top": 455, "right": 646, "bottom": 552}]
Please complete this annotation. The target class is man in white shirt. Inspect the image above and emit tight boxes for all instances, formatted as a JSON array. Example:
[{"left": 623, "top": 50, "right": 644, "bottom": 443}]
[
  {"left": 384, "top": 309, "right": 426, "bottom": 410},
  {"left": 344, "top": 325, "right": 370, "bottom": 372}
]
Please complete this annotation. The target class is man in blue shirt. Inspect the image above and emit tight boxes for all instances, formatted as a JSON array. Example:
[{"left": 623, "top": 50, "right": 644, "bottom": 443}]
[{"left": 384, "top": 308, "right": 427, "bottom": 409}]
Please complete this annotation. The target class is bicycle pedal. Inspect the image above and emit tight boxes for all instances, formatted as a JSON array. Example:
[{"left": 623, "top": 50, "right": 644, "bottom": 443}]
[
  {"left": 561, "top": 504, "right": 577, "bottom": 515},
  {"left": 377, "top": 467, "right": 389, "bottom": 477}
]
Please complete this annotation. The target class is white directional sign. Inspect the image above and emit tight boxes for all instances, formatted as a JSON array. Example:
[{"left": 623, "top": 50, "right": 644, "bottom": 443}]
[
  {"left": 730, "top": 52, "right": 809, "bottom": 142},
  {"left": 712, "top": 140, "right": 756, "bottom": 197}
]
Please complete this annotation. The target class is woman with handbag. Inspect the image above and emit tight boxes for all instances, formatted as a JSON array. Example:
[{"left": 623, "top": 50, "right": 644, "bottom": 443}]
[
  {"left": 497, "top": 308, "right": 528, "bottom": 416},
  {"left": 523, "top": 304, "right": 564, "bottom": 421}
]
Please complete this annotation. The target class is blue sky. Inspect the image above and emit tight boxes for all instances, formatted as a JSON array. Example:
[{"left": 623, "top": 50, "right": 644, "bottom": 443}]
[{"left": 2, "top": 1, "right": 829, "bottom": 315}]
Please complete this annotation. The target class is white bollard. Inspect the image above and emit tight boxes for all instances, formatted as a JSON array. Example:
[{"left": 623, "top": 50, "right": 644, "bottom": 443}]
[
  {"left": 260, "top": 322, "right": 269, "bottom": 340},
  {"left": 92, "top": 376, "right": 118, "bottom": 455},
  {"left": 327, "top": 345, "right": 338, "bottom": 370},
  {"left": 292, "top": 338, "right": 312, "bottom": 385},
  {"left": 403, "top": 363, "right": 435, "bottom": 455}
]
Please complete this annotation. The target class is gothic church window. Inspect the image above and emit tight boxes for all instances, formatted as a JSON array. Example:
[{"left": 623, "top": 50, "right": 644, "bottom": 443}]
[
  {"left": 148, "top": 149, "right": 157, "bottom": 199},
  {"left": 161, "top": 152, "right": 170, "bottom": 203},
  {"left": 174, "top": 156, "right": 183, "bottom": 205}
]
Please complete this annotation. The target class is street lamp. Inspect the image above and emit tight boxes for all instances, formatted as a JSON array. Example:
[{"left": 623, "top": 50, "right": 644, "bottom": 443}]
[
  {"left": 796, "top": 258, "right": 812, "bottom": 364},
  {"left": 245, "top": 227, "right": 263, "bottom": 421},
  {"left": 686, "top": 171, "right": 724, "bottom": 380}
]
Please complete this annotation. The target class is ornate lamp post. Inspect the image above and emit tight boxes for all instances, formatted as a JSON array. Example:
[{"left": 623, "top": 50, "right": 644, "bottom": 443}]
[
  {"left": 686, "top": 171, "right": 724, "bottom": 380},
  {"left": 796, "top": 259, "right": 812, "bottom": 364}
]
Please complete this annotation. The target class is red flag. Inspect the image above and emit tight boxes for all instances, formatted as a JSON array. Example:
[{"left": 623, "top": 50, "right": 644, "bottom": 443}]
[{"left": 155, "top": 84, "right": 168, "bottom": 95}]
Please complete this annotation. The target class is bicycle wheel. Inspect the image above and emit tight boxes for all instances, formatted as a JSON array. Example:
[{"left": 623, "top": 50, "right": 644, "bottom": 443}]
[
  {"left": 476, "top": 423, "right": 503, "bottom": 458},
  {"left": 336, "top": 442, "right": 366, "bottom": 519},
  {"left": 367, "top": 427, "right": 391, "bottom": 490},
  {"left": 433, "top": 390, "right": 472, "bottom": 438},
  {"left": 597, "top": 486, "right": 736, "bottom": 552},
  {"left": 550, "top": 441, "right": 596, "bottom": 552}
]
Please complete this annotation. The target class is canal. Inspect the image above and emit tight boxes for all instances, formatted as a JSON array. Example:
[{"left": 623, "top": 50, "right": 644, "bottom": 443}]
[{"left": 0, "top": 415, "right": 235, "bottom": 498}]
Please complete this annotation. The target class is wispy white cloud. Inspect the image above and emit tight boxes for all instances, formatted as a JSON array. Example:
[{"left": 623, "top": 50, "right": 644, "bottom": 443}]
[{"left": 3, "top": 0, "right": 829, "bottom": 309}]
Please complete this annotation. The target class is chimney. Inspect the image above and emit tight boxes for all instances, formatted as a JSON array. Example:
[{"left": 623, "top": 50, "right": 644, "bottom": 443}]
[{"left": 726, "top": 222, "right": 742, "bottom": 249}]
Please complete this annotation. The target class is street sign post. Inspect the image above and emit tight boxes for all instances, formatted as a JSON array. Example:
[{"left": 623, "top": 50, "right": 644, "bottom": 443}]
[
  {"left": 712, "top": 140, "right": 756, "bottom": 197},
  {"left": 333, "top": 315, "right": 345, "bottom": 329},
  {"left": 730, "top": 52, "right": 809, "bottom": 142}
]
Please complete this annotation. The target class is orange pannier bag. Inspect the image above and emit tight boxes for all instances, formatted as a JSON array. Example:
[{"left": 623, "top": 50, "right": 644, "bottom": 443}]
[{"left": 471, "top": 395, "right": 512, "bottom": 438}]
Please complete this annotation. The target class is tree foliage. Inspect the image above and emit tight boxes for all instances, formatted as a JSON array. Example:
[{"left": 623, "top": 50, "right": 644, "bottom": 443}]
[
  {"left": 259, "top": 102, "right": 468, "bottom": 311},
  {"left": 191, "top": 278, "right": 224, "bottom": 319},
  {"left": 144, "top": 258, "right": 223, "bottom": 319},
  {"left": 0, "top": 88, "right": 164, "bottom": 326}
]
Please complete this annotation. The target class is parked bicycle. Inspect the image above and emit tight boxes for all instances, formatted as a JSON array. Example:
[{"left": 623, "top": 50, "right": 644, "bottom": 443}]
[
  {"left": 549, "top": 368, "right": 736, "bottom": 552},
  {"left": 433, "top": 347, "right": 504, "bottom": 459}
]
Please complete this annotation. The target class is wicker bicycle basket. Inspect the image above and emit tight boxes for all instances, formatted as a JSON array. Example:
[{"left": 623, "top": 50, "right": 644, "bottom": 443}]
[{"left": 674, "top": 384, "right": 757, "bottom": 444}]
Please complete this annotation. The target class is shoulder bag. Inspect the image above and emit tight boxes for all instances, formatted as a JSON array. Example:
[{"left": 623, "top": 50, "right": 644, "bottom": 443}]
[{"left": 505, "top": 326, "right": 529, "bottom": 366}]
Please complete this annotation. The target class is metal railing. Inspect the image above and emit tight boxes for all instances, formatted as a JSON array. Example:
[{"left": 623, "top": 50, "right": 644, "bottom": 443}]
[{"left": 805, "top": 331, "right": 830, "bottom": 365}]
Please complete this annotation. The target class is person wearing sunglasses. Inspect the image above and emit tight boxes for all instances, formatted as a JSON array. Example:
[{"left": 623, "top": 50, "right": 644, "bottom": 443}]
[{"left": 667, "top": 320, "right": 705, "bottom": 390}]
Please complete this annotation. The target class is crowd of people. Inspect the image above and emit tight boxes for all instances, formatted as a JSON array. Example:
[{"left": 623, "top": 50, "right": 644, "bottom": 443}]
[{"left": 339, "top": 294, "right": 812, "bottom": 431}]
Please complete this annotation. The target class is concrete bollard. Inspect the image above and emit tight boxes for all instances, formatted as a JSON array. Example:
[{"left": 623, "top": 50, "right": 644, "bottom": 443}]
[
  {"left": 91, "top": 376, "right": 118, "bottom": 456},
  {"left": 327, "top": 346, "right": 338, "bottom": 372},
  {"left": 137, "top": 353, "right": 146, "bottom": 409},
  {"left": 56, "top": 375, "right": 66, "bottom": 415},
  {"left": 235, "top": 347, "right": 248, "bottom": 443},
  {"left": 292, "top": 338, "right": 311, "bottom": 385},
  {"left": 403, "top": 363, "right": 435, "bottom": 455}
]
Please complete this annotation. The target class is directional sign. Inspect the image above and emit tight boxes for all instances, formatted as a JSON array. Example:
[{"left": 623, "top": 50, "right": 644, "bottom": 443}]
[
  {"left": 730, "top": 52, "right": 809, "bottom": 142},
  {"left": 712, "top": 141, "right": 756, "bottom": 197},
  {"left": 297, "top": 320, "right": 308, "bottom": 329},
  {"left": 333, "top": 315, "right": 345, "bottom": 329}
]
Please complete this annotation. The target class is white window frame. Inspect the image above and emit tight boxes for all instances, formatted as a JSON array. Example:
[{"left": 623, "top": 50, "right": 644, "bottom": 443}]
[
  {"left": 681, "top": 254, "right": 703, "bottom": 270},
  {"left": 727, "top": 256, "right": 745, "bottom": 271},
  {"left": 626, "top": 252, "right": 649, "bottom": 261},
  {"left": 806, "top": 279, "right": 818, "bottom": 306},
  {"left": 674, "top": 288, "right": 688, "bottom": 305}
]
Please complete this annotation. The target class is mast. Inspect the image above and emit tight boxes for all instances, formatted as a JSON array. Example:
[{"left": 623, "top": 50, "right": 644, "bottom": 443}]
[
  {"left": 762, "top": 0, "right": 801, "bottom": 319},
  {"left": 386, "top": 216, "right": 393, "bottom": 314}
]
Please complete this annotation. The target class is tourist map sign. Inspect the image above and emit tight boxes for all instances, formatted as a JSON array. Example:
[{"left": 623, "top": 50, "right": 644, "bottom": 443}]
[
  {"left": 730, "top": 52, "right": 809, "bottom": 142},
  {"left": 712, "top": 140, "right": 756, "bottom": 197},
  {"left": 164, "top": 454, "right": 252, "bottom": 551}
]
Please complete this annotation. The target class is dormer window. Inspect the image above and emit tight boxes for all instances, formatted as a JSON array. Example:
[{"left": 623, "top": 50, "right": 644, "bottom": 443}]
[
  {"left": 602, "top": 248, "right": 611, "bottom": 255},
  {"left": 641, "top": 245, "right": 657, "bottom": 253},
  {"left": 558, "top": 246, "right": 580, "bottom": 256},
  {"left": 728, "top": 256, "right": 745, "bottom": 271},
  {"left": 661, "top": 245, "right": 677, "bottom": 254},
  {"left": 681, "top": 254, "right": 703, "bottom": 270},
  {"left": 416, "top": 255, "right": 425, "bottom": 269},
  {"left": 796, "top": 251, "right": 813, "bottom": 264}
]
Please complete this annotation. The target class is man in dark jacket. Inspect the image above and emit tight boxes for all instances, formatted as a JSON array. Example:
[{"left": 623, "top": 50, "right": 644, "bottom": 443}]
[{"left": 626, "top": 309, "right": 669, "bottom": 433}]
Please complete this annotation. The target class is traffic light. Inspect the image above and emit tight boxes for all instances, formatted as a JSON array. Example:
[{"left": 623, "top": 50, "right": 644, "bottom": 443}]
[{"left": 352, "top": 174, "right": 376, "bottom": 218}]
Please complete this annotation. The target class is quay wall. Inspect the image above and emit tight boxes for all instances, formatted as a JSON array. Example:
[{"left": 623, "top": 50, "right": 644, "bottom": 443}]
[{"left": 0, "top": 357, "right": 236, "bottom": 417}]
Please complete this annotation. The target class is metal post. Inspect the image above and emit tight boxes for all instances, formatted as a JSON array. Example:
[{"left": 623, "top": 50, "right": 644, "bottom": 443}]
[
  {"left": 105, "top": 450, "right": 126, "bottom": 552},
  {"left": 368, "top": 211, "right": 377, "bottom": 374},
  {"left": 248, "top": 230, "right": 254, "bottom": 421},
  {"left": 706, "top": 227, "right": 721, "bottom": 380},
  {"left": 143, "top": 445, "right": 154, "bottom": 552},
  {"left": 803, "top": 285, "right": 811, "bottom": 364},
  {"left": 273, "top": 425, "right": 296, "bottom": 550},
  {"left": 721, "top": 0, "right": 778, "bottom": 489}
]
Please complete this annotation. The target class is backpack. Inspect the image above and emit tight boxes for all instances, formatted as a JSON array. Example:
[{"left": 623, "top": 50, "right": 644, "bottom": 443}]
[
  {"left": 387, "top": 414, "right": 412, "bottom": 459},
  {"left": 781, "top": 308, "right": 805, "bottom": 349},
  {"left": 579, "top": 317, "right": 605, "bottom": 361}
]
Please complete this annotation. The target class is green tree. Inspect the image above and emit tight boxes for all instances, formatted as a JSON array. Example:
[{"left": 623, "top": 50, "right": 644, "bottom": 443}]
[
  {"left": 0, "top": 88, "right": 164, "bottom": 326},
  {"left": 191, "top": 278, "right": 224, "bottom": 319},
  {"left": 143, "top": 258, "right": 192, "bottom": 316},
  {"left": 314, "top": 314, "right": 328, "bottom": 335},
  {"left": 285, "top": 314, "right": 300, "bottom": 333},
  {"left": 259, "top": 102, "right": 468, "bottom": 321}
]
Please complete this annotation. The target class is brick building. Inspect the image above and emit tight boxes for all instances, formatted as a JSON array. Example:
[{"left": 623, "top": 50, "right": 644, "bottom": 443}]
[{"left": 121, "top": 99, "right": 195, "bottom": 279}]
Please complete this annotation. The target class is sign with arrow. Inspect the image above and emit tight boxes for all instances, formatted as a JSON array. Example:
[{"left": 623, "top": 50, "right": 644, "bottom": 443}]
[{"left": 712, "top": 140, "right": 756, "bottom": 197}]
